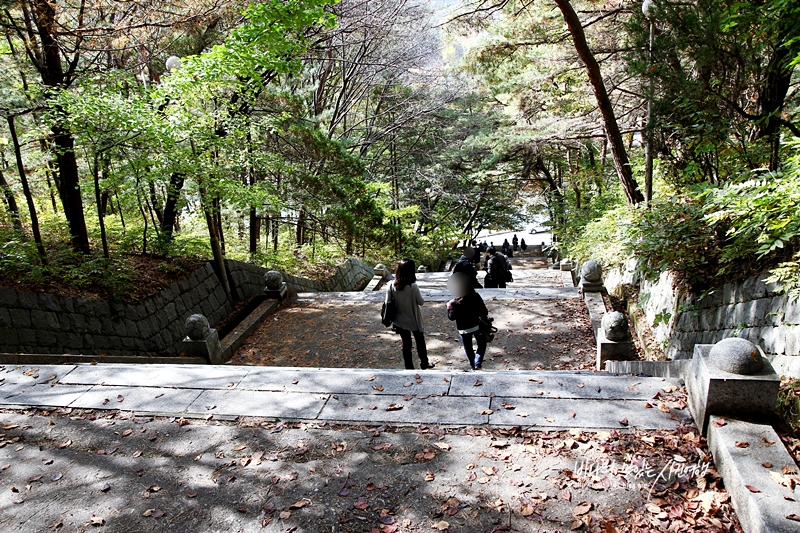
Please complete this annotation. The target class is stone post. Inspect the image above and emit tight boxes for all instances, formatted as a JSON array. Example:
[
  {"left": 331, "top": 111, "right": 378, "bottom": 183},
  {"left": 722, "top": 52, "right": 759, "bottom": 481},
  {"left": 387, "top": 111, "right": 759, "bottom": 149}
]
[
  {"left": 417, "top": 265, "right": 428, "bottom": 273},
  {"left": 182, "top": 314, "right": 224, "bottom": 365},
  {"left": 264, "top": 270, "right": 288, "bottom": 301},
  {"left": 597, "top": 311, "right": 632, "bottom": 370},
  {"left": 374, "top": 264, "right": 387, "bottom": 279},
  {"left": 579, "top": 259, "right": 604, "bottom": 293},
  {"left": 687, "top": 337, "right": 780, "bottom": 434}
]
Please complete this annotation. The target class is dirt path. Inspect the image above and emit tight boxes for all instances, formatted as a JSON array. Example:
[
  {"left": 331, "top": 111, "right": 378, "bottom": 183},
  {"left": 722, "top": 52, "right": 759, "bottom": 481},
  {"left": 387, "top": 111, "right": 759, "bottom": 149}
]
[
  {"left": 230, "top": 298, "right": 596, "bottom": 371},
  {"left": 0, "top": 408, "right": 740, "bottom": 533}
]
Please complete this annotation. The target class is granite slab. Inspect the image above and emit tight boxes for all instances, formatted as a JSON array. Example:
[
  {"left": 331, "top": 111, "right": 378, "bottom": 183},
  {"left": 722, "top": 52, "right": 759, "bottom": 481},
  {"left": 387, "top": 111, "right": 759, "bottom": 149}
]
[
  {"left": 186, "top": 389, "right": 328, "bottom": 419},
  {"left": 318, "top": 393, "right": 489, "bottom": 425},
  {"left": 61, "top": 363, "right": 250, "bottom": 389},
  {"left": 449, "top": 371, "right": 680, "bottom": 400},
  {"left": 487, "top": 397, "right": 690, "bottom": 429},
  {"left": 69, "top": 385, "right": 203, "bottom": 413},
  {"left": 236, "top": 368, "right": 453, "bottom": 396}
]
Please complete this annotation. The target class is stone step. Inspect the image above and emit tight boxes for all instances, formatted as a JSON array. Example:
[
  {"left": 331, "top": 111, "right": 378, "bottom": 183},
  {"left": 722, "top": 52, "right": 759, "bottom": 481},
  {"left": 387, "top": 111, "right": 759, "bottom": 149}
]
[
  {"left": 295, "top": 287, "right": 579, "bottom": 303},
  {"left": 0, "top": 363, "right": 687, "bottom": 429}
]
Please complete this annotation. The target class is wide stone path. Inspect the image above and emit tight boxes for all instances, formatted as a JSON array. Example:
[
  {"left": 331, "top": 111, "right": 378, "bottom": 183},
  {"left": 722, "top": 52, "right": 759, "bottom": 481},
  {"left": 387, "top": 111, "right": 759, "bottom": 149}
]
[{"left": 0, "top": 363, "right": 689, "bottom": 430}]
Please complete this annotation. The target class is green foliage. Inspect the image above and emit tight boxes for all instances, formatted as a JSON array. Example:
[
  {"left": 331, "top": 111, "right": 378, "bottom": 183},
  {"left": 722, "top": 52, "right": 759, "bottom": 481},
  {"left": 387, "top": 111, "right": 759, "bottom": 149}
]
[{"left": 565, "top": 205, "right": 632, "bottom": 268}]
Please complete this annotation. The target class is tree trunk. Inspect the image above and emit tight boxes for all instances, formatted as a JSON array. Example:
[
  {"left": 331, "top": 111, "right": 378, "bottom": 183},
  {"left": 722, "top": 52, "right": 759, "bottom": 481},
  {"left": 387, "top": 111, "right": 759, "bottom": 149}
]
[
  {"left": 554, "top": 0, "right": 644, "bottom": 204},
  {"left": 199, "top": 181, "right": 234, "bottom": 305},
  {"left": 92, "top": 153, "right": 109, "bottom": 259},
  {"left": 31, "top": 0, "right": 90, "bottom": 251},
  {"left": 8, "top": 116, "right": 46, "bottom": 262},
  {"left": 161, "top": 172, "right": 185, "bottom": 237},
  {"left": 0, "top": 165, "right": 22, "bottom": 231},
  {"left": 249, "top": 207, "right": 260, "bottom": 255}
]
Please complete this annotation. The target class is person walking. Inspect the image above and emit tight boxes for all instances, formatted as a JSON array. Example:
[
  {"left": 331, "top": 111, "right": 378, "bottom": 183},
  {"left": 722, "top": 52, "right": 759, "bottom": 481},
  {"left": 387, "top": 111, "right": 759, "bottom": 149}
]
[
  {"left": 520, "top": 238, "right": 527, "bottom": 251},
  {"left": 483, "top": 247, "right": 508, "bottom": 288},
  {"left": 447, "top": 273, "right": 489, "bottom": 370},
  {"left": 512, "top": 234, "right": 519, "bottom": 251},
  {"left": 453, "top": 247, "right": 483, "bottom": 288},
  {"left": 385, "top": 259, "right": 434, "bottom": 370},
  {"left": 501, "top": 239, "right": 511, "bottom": 255}
]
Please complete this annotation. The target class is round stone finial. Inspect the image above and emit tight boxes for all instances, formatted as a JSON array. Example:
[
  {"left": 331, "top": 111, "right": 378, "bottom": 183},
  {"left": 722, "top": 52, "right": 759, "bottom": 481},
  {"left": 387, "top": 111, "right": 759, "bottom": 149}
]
[
  {"left": 581, "top": 260, "right": 603, "bottom": 283},
  {"left": 375, "top": 263, "right": 386, "bottom": 272},
  {"left": 602, "top": 311, "right": 629, "bottom": 341},
  {"left": 264, "top": 270, "right": 283, "bottom": 290},
  {"left": 185, "top": 314, "right": 210, "bottom": 340},
  {"left": 708, "top": 337, "right": 764, "bottom": 375}
]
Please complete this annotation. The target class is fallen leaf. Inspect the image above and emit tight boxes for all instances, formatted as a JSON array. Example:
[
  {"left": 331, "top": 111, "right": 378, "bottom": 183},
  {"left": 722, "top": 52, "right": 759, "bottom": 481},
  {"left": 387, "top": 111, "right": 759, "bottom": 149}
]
[
  {"left": 354, "top": 497, "right": 369, "bottom": 510},
  {"left": 481, "top": 466, "right": 497, "bottom": 476},
  {"left": 735, "top": 441, "right": 750, "bottom": 448},
  {"left": 279, "top": 511, "right": 291, "bottom": 519},
  {"left": 501, "top": 402, "right": 515, "bottom": 410},
  {"left": 560, "top": 489, "right": 571, "bottom": 501},
  {"left": 372, "top": 443, "right": 391, "bottom": 451},
  {"left": 432, "top": 521, "right": 449, "bottom": 530},
  {"left": 89, "top": 516, "right": 105, "bottom": 526},
  {"left": 569, "top": 411, "right": 576, "bottom": 418},
  {"left": 491, "top": 440, "right": 509, "bottom": 448},
  {"left": 787, "top": 514, "right": 800, "bottom": 522},
  {"left": 117, "top": 395, "right": 124, "bottom": 402},
  {"left": 433, "top": 442, "right": 451, "bottom": 451},
  {"left": 657, "top": 403, "right": 670, "bottom": 413},
  {"left": 762, "top": 462, "right": 773, "bottom": 468},
  {"left": 51, "top": 473, "right": 62, "bottom": 482},
  {"left": 544, "top": 417, "right": 555, "bottom": 423},
  {"left": 573, "top": 502, "right": 592, "bottom": 516},
  {"left": 520, "top": 503, "right": 536, "bottom": 516},
  {"left": 373, "top": 385, "right": 384, "bottom": 392},
  {"left": 121, "top": 429, "right": 132, "bottom": 438},
  {"left": 619, "top": 418, "right": 629, "bottom": 426},
  {"left": 745, "top": 485, "right": 761, "bottom": 493},
  {"left": 424, "top": 472, "right": 435, "bottom": 481},
  {"left": 474, "top": 379, "right": 483, "bottom": 387},
  {"left": 782, "top": 465, "right": 798, "bottom": 475},
  {"left": 711, "top": 419, "right": 727, "bottom": 427},
  {"left": 187, "top": 492, "right": 197, "bottom": 498},
  {"left": 289, "top": 499, "right": 309, "bottom": 509},
  {"left": 233, "top": 445, "right": 246, "bottom": 451},
  {"left": 479, "top": 409, "right": 494, "bottom": 415},
  {"left": 386, "top": 404, "right": 403, "bottom": 411},
  {"left": 762, "top": 437, "right": 775, "bottom": 445},
  {"left": 365, "top": 376, "right": 376, "bottom": 381}
]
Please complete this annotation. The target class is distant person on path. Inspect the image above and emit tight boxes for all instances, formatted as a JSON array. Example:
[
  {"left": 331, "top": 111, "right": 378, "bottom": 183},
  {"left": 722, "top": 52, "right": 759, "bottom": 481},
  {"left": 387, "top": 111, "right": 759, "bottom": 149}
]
[
  {"left": 453, "top": 247, "right": 483, "bottom": 289},
  {"left": 512, "top": 234, "right": 519, "bottom": 251},
  {"left": 483, "top": 247, "right": 508, "bottom": 288},
  {"left": 447, "top": 273, "right": 489, "bottom": 370},
  {"left": 520, "top": 238, "right": 527, "bottom": 251},
  {"left": 385, "top": 259, "right": 434, "bottom": 370},
  {"left": 501, "top": 239, "right": 511, "bottom": 256}
]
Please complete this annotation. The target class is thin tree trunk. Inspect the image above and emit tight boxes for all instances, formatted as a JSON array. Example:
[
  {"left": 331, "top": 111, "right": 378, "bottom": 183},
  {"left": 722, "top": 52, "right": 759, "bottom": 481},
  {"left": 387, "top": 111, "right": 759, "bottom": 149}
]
[
  {"left": 249, "top": 207, "right": 260, "bottom": 255},
  {"left": 8, "top": 116, "right": 46, "bottom": 262},
  {"left": 553, "top": 0, "right": 644, "bottom": 204},
  {"left": 92, "top": 153, "right": 109, "bottom": 259},
  {"left": 199, "top": 180, "right": 234, "bottom": 305},
  {"left": 0, "top": 165, "right": 22, "bottom": 231}
]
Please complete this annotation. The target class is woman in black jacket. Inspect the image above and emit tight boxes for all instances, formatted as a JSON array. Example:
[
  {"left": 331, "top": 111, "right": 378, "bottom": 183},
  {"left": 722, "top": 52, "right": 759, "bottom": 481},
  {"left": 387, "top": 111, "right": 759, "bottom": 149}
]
[{"left": 447, "top": 273, "right": 489, "bottom": 370}]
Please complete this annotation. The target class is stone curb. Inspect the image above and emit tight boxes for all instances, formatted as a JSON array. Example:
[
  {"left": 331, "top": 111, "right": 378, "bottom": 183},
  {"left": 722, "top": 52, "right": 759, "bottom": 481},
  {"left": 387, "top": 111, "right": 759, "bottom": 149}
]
[
  {"left": 220, "top": 299, "right": 281, "bottom": 361},
  {"left": 0, "top": 353, "right": 207, "bottom": 365},
  {"left": 707, "top": 416, "right": 800, "bottom": 533}
]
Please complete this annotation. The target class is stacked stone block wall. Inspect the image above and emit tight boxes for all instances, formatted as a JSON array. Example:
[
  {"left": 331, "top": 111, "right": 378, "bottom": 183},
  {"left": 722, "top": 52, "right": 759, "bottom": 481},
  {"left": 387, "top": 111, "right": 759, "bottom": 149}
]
[
  {"left": 606, "top": 264, "right": 800, "bottom": 360},
  {"left": 0, "top": 257, "right": 374, "bottom": 357}
]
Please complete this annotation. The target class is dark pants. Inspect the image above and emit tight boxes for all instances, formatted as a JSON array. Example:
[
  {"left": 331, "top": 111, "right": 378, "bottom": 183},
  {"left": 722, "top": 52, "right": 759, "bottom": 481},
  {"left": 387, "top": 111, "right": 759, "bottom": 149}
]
[
  {"left": 484, "top": 277, "right": 506, "bottom": 289},
  {"left": 460, "top": 332, "right": 487, "bottom": 369},
  {"left": 397, "top": 327, "right": 429, "bottom": 370}
]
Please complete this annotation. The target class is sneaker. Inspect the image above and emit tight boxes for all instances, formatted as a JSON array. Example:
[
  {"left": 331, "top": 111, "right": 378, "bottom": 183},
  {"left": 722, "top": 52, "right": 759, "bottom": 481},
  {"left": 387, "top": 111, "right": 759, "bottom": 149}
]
[
  {"left": 422, "top": 362, "right": 436, "bottom": 370},
  {"left": 474, "top": 364, "right": 482, "bottom": 370}
]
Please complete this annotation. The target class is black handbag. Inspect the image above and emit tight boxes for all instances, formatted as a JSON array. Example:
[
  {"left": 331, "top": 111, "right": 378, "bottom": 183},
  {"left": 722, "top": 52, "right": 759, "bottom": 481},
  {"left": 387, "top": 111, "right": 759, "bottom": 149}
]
[
  {"left": 478, "top": 316, "right": 498, "bottom": 343},
  {"left": 381, "top": 285, "right": 396, "bottom": 327}
]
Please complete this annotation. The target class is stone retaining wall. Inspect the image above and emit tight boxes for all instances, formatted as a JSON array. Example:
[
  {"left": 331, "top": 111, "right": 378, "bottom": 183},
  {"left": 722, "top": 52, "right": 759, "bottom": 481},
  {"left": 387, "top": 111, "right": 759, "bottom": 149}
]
[
  {"left": 606, "top": 263, "right": 800, "bottom": 361},
  {"left": 0, "top": 257, "right": 374, "bottom": 357}
]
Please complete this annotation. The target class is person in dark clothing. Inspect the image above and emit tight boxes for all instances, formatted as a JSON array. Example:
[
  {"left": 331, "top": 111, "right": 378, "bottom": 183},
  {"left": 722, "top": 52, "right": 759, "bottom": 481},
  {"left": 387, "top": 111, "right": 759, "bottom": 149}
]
[
  {"left": 520, "top": 238, "right": 527, "bottom": 251},
  {"left": 501, "top": 239, "right": 511, "bottom": 255},
  {"left": 447, "top": 273, "right": 489, "bottom": 370},
  {"left": 483, "top": 247, "right": 508, "bottom": 289},
  {"left": 512, "top": 234, "right": 519, "bottom": 251},
  {"left": 453, "top": 247, "right": 483, "bottom": 288}
]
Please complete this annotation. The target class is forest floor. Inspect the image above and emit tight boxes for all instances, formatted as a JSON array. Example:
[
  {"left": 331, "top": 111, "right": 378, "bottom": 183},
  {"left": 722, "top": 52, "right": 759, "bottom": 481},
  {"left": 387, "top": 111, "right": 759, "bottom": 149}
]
[
  {"left": 0, "top": 406, "right": 743, "bottom": 533},
  {"left": 230, "top": 297, "right": 597, "bottom": 372}
]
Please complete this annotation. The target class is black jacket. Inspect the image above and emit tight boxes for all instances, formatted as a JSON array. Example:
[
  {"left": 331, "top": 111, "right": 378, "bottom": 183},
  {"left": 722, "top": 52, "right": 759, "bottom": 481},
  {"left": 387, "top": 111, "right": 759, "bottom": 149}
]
[
  {"left": 486, "top": 253, "right": 507, "bottom": 282},
  {"left": 447, "top": 291, "right": 488, "bottom": 332},
  {"left": 453, "top": 256, "right": 483, "bottom": 288}
]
